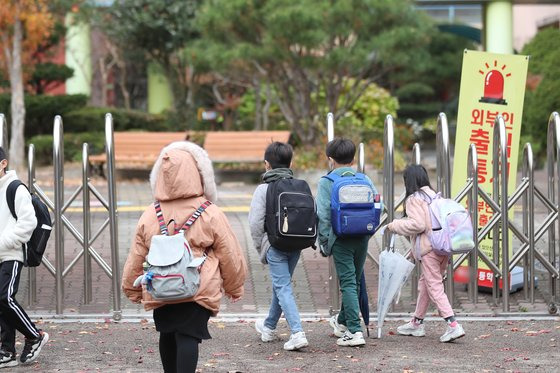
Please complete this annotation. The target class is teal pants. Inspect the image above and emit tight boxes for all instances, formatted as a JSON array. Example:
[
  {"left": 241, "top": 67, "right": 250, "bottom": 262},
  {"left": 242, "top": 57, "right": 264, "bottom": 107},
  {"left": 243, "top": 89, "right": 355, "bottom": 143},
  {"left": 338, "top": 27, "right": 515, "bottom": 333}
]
[{"left": 332, "top": 237, "right": 369, "bottom": 334}]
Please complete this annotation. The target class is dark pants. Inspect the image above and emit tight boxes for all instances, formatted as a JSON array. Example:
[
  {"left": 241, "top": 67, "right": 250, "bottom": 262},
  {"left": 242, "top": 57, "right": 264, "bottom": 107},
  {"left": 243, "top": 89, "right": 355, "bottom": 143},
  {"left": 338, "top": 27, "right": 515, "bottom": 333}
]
[
  {"left": 332, "top": 237, "right": 369, "bottom": 334},
  {"left": 159, "top": 331, "right": 200, "bottom": 373},
  {"left": 0, "top": 260, "right": 40, "bottom": 353}
]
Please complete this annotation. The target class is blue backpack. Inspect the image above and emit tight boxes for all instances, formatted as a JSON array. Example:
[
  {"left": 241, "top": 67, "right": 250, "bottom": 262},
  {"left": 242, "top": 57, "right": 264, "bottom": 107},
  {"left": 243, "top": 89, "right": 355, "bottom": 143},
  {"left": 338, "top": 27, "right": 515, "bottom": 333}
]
[{"left": 323, "top": 172, "right": 381, "bottom": 237}]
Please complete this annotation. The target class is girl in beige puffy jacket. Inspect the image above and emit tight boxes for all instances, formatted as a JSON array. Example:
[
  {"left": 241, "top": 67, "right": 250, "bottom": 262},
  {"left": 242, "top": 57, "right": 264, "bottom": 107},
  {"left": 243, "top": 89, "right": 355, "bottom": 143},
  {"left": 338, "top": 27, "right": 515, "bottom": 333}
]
[{"left": 122, "top": 141, "right": 247, "bottom": 373}]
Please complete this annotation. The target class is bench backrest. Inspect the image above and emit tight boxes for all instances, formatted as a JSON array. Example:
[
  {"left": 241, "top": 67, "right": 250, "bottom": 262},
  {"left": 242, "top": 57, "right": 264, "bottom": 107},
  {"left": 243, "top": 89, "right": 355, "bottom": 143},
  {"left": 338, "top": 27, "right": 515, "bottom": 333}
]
[
  {"left": 113, "top": 131, "right": 188, "bottom": 158},
  {"left": 203, "top": 131, "right": 291, "bottom": 162}
]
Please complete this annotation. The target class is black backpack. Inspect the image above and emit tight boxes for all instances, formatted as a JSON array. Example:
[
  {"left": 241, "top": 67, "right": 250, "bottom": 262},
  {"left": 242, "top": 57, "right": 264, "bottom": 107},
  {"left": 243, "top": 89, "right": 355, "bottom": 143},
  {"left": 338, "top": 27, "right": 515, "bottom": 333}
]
[
  {"left": 7, "top": 180, "right": 52, "bottom": 267},
  {"left": 265, "top": 178, "right": 317, "bottom": 252}
]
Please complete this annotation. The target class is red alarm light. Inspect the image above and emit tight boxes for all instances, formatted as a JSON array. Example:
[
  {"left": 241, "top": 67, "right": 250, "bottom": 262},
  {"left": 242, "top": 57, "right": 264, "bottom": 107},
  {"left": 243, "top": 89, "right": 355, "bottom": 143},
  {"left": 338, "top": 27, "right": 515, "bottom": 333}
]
[{"left": 479, "top": 69, "right": 507, "bottom": 105}]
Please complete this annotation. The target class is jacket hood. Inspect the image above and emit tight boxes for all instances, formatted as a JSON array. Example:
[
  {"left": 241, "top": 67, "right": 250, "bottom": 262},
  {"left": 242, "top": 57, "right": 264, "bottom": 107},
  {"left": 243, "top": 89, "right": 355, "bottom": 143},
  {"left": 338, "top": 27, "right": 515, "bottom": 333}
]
[
  {"left": 0, "top": 171, "right": 18, "bottom": 190},
  {"left": 149, "top": 141, "right": 218, "bottom": 202}
]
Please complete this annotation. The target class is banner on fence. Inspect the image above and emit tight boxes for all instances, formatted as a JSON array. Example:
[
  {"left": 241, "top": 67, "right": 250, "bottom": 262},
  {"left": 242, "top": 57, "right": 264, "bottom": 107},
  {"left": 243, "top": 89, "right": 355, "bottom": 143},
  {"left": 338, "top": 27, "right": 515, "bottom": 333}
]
[{"left": 451, "top": 50, "right": 529, "bottom": 287}]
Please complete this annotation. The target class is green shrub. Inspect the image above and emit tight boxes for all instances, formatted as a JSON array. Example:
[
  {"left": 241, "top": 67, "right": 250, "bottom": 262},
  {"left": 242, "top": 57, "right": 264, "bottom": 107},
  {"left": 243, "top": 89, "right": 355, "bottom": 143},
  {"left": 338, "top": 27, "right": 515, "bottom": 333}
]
[
  {"left": 63, "top": 107, "right": 171, "bottom": 132},
  {"left": 0, "top": 94, "right": 88, "bottom": 138},
  {"left": 522, "top": 28, "right": 560, "bottom": 166},
  {"left": 27, "top": 132, "right": 105, "bottom": 165}
]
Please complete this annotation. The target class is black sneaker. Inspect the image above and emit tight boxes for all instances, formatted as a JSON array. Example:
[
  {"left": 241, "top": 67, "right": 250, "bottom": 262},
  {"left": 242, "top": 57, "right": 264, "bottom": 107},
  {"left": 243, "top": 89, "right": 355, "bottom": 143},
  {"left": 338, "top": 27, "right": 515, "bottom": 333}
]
[
  {"left": 20, "top": 331, "right": 49, "bottom": 364},
  {"left": 0, "top": 349, "right": 18, "bottom": 368}
]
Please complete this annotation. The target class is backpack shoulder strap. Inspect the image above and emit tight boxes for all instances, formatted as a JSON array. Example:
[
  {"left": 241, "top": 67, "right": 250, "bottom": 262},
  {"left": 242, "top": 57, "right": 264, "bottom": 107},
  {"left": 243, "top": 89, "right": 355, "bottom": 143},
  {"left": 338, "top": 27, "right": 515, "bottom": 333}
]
[
  {"left": 6, "top": 180, "right": 25, "bottom": 220},
  {"left": 322, "top": 172, "right": 341, "bottom": 183},
  {"left": 354, "top": 172, "right": 366, "bottom": 179},
  {"left": 153, "top": 201, "right": 169, "bottom": 235},
  {"left": 175, "top": 201, "right": 213, "bottom": 234}
]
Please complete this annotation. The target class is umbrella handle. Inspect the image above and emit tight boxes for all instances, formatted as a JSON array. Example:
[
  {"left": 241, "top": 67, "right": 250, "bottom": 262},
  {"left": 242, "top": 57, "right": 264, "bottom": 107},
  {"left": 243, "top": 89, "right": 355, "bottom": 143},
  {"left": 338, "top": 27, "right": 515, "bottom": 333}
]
[{"left": 389, "top": 233, "right": 396, "bottom": 252}]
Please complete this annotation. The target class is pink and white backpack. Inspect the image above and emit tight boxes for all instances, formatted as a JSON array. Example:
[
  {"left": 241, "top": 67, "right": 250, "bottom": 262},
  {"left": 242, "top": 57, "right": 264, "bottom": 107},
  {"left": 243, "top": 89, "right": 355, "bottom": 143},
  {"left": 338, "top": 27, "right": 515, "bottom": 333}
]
[{"left": 418, "top": 192, "right": 475, "bottom": 257}]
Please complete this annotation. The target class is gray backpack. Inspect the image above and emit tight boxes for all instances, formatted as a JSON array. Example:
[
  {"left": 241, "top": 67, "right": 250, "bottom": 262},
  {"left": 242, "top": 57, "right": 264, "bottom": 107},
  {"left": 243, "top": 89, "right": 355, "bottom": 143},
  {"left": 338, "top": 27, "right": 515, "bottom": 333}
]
[{"left": 133, "top": 201, "right": 212, "bottom": 301}]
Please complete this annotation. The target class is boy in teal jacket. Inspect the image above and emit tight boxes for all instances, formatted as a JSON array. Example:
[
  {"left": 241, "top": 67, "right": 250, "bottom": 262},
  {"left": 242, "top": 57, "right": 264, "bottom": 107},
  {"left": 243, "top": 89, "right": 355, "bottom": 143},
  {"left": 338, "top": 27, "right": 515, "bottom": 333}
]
[{"left": 316, "top": 138, "right": 375, "bottom": 347}]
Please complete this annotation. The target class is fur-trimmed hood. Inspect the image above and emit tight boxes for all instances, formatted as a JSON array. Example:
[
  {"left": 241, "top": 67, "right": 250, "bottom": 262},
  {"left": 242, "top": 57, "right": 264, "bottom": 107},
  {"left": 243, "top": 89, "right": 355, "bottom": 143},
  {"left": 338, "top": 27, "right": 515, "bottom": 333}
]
[{"left": 149, "top": 141, "right": 218, "bottom": 203}]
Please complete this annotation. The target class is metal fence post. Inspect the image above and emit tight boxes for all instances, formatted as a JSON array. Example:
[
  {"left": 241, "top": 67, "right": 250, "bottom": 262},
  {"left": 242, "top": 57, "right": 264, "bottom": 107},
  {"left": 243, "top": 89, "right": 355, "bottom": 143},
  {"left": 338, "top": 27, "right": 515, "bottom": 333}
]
[
  {"left": 412, "top": 143, "right": 421, "bottom": 165},
  {"left": 547, "top": 112, "right": 560, "bottom": 311},
  {"left": 493, "top": 115, "right": 509, "bottom": 312},
  {"left": 436, "top": 113, "right": 454, "bottom": 306},
  {"left": 467, "top": 144, "right": 479, "bottom": 304},
  {"left": 358, "top": 143, "right": 365, "bottom": 173},
  {"left": 522, "top": 143, "right": 535, "bottom": 303},
  {"left": 53, "top": 116, "right": 65, "bottom": 315},
  {"left": 326, "top": 112, "right": 340, "bottom": 315},
  {"left": 27, "top": 145, "right": 38, "bottom": 305},
  {"left": 0, "top": 114, "right": 7, "bottom": 154},
  {"left": 82, "top": 143, "right": 93, "bottom": 304},
  {"left": 383, "top": 115, "right": 395, "bottom": 251},
  {"left": 105, "top": 114, "right": 122, "bottom": 320}
]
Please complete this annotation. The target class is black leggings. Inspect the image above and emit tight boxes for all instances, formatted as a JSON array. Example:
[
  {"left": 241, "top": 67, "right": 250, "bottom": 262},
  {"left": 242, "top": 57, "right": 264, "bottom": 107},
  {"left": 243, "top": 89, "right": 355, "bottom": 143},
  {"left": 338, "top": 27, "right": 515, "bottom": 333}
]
[{"left": 159, "top": 332, "right": 200, "bottom": 373}]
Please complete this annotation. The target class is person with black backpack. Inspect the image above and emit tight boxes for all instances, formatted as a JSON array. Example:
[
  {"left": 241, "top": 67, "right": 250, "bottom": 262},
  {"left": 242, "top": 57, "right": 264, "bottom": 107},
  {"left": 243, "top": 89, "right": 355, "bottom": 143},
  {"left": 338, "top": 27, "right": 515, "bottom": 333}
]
[
  {"left": 249, "top": 142, "right": 316, "bottom": 351},
  {"left": 0, "top": 147, "right": 49, "bottom": 368}
]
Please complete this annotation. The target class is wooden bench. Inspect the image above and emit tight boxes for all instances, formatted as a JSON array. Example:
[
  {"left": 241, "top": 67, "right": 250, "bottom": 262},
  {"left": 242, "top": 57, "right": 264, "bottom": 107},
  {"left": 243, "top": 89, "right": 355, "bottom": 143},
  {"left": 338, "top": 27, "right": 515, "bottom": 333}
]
[
  {"left": 203, "top": 131, "right": 291, "bottom": 163},
  {"left": 89, "top": 131, "right": 189, "bottom": 175}
]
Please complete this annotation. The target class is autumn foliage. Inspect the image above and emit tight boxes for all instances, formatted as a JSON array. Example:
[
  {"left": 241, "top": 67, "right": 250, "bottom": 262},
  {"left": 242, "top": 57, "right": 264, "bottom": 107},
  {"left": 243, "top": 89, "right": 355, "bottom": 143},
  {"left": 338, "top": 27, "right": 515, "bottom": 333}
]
[{"left": 0, "top": 0, "right": 55, "bottom": 81}]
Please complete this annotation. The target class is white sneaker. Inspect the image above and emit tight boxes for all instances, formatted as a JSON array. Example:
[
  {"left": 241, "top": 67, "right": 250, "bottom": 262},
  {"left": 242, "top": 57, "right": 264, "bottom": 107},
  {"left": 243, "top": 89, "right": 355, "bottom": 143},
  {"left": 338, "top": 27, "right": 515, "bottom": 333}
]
[
  {"left": 440, "top": 323, "right": 465, "bottom": 343},
  {"left": 0, "top": 350, "right": 18, "bottom": 368},
  {"left": 336, "top": 330, "right": 366, "bottom": 346},
  {"left": 283, "top": 332, "right": 308, "bottom": 351},
  {"left": 255, "top": 319, "right": 278, "bottom": 342},
  {"left": 329, "top": 315, "right": 348, "bottom": 337},
  {"left": 397, "top": 320, "right": 426, "bottom": 337}
]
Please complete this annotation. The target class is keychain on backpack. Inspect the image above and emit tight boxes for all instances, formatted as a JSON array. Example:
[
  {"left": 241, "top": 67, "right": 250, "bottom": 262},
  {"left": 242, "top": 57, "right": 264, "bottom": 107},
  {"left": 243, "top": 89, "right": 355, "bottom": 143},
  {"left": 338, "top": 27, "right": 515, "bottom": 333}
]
[{"left": 282, "top": 207, "right": 289, "bottom": 233}]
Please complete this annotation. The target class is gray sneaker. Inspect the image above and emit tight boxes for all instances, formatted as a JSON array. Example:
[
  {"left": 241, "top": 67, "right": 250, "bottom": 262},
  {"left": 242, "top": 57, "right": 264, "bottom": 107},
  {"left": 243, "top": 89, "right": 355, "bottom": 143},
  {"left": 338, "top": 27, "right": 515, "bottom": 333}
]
[
  {"left": 255, "top": 319, "right": 278, "bottom": 342},
  {"left": 329, "top": 315, "right": 348, "bottom": 338},
  {"left": 397, "top": 320, "right": 426, "bottom": 337},
  {"left": 284, "top": 332, "right": 308, "bottom": 351},
  {"left": 440, "top": 323, "right": 465, "bottom": 343}
]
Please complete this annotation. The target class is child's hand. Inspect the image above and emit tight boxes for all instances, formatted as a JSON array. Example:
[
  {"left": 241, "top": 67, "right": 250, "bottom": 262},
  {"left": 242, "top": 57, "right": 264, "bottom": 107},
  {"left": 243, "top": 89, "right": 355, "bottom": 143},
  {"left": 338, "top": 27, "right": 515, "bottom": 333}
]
[
  {"left": 229, "top": 296, "right": 242, "bottom": 303},
  {"left": 378, "top": 224, "right": 388, "bottom": 235}
]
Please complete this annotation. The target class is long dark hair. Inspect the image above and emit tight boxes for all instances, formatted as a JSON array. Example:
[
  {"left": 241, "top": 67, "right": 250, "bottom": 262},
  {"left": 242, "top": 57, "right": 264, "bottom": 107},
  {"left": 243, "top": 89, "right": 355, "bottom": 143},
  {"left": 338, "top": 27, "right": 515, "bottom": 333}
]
[{"left": 403, "top": 164, "right": 433, "bottom": 216}]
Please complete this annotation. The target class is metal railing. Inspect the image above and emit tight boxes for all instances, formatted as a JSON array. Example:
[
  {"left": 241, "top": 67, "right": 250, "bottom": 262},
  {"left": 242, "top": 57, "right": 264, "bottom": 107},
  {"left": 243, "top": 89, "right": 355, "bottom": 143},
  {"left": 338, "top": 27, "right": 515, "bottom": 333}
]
[
  {"left": 23, "top": 114, "right": 122, "bottom": 319},
  {"left": 372, "top": 111, "right": 559, "bottom": 315},
  {"left": 3, "top": 108, "right": 559, "bottom": 316},
  {"left": 546, "top": 112, "right": 560, "bottom": 313}
]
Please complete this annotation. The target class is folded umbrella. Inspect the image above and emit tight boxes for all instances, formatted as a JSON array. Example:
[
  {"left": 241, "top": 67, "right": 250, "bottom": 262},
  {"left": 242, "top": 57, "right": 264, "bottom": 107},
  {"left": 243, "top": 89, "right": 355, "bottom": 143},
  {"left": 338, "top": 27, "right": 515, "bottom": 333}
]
[
  {"left": 358, "top": 271, "right": 370, "bottom": 336},
  {"left": 377, "top": 233, "right": 415, "bottom": 338}
]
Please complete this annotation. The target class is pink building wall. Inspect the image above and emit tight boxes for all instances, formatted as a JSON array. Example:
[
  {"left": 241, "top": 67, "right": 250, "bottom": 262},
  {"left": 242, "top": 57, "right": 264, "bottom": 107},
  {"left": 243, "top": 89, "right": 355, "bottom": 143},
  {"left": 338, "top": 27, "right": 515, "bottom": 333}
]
[{"left": 514, "top": 5, "right": 560, "bottom": 51}]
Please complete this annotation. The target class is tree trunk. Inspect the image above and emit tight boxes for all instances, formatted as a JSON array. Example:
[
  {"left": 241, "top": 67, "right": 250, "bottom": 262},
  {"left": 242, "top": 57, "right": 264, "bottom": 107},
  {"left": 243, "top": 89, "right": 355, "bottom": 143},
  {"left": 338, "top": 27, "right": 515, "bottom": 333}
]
[
  {"left": 263, "top": 83, "right": 272, "bottom": 130},
  {"left": 8, "top": 16, "right": 25, "bottom": 172},
  {"left": 253, "top": 78, "right": 262, "bottom": 130}
]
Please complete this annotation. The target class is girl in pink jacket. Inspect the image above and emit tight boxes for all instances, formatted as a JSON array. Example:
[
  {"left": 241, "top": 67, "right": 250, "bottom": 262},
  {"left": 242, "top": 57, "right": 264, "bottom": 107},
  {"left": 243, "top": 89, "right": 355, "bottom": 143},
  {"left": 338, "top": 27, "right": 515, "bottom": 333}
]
[{"left": 387, "top": 165, "right": 465, "bottom": 343}]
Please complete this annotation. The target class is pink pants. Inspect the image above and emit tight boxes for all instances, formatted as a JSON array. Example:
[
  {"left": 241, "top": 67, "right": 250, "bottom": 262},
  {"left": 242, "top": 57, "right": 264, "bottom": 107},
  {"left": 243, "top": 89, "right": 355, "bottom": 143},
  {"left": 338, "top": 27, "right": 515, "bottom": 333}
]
[{"left": 414, "top": 251, "right": 454, "bottom": 319}]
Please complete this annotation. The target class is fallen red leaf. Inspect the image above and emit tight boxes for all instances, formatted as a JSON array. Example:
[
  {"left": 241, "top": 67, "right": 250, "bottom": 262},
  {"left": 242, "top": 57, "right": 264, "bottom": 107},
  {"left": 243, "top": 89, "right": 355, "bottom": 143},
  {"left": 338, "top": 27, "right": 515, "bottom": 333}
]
[{"left": 213, "top": 352, "right": 230, "bottom": 357}]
